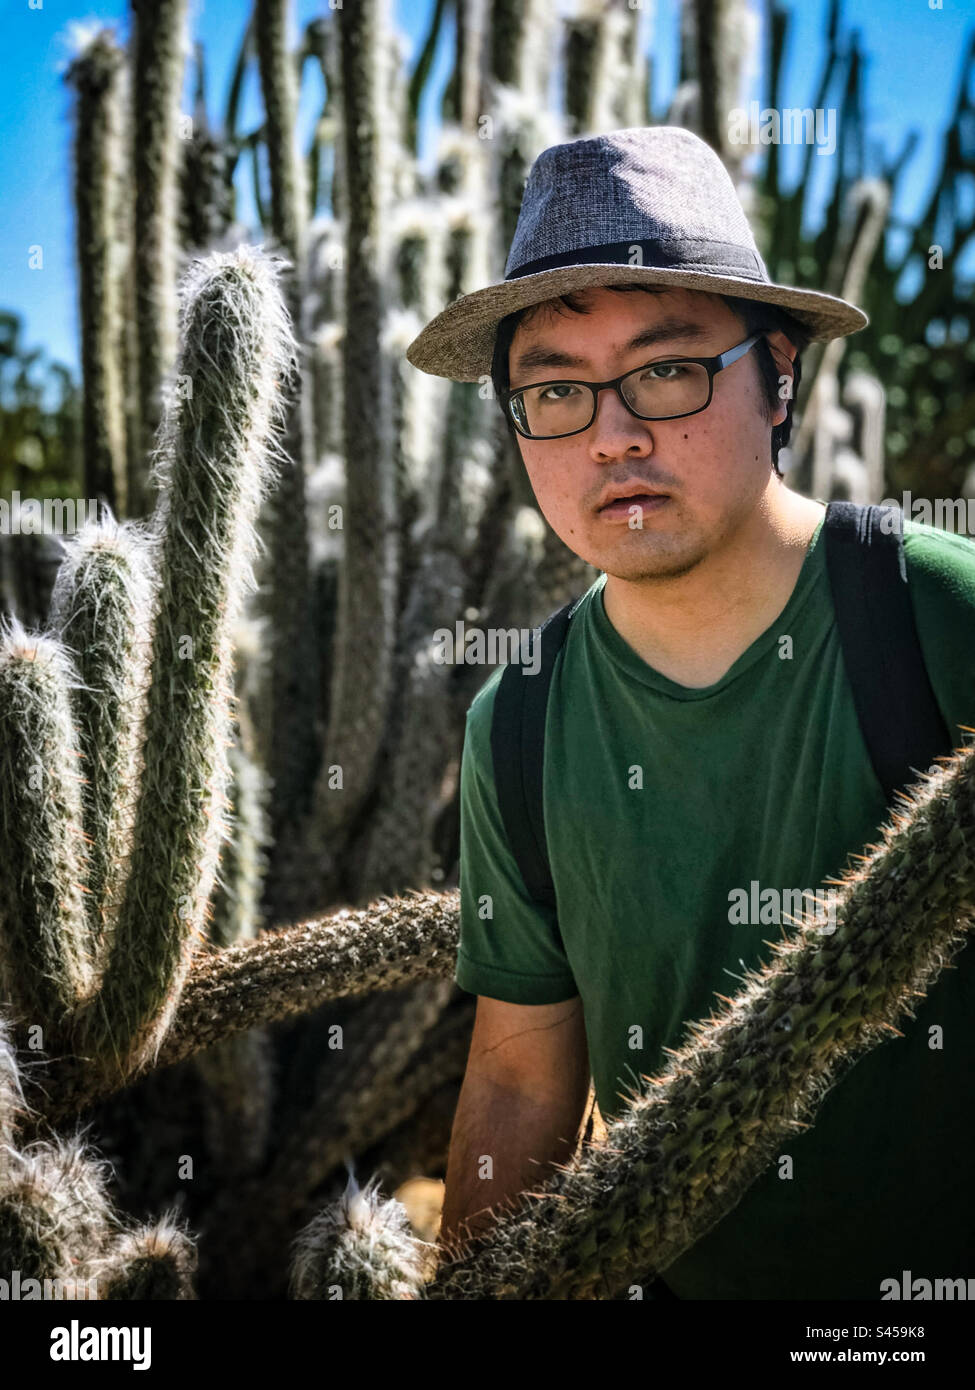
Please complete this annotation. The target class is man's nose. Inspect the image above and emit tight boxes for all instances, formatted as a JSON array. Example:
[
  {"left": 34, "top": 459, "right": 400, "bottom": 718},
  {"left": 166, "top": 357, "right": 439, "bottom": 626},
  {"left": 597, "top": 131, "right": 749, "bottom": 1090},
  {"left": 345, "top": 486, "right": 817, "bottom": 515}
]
[{"left": 588, "top": 386, "right": 654, "bottom": 452}]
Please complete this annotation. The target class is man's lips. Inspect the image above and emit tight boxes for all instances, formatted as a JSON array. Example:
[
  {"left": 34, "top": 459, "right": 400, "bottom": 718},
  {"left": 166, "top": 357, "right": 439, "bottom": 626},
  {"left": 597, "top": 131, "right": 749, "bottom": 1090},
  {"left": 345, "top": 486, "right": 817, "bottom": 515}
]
[{"left": 597, "top": 492, "right": 669, "bottom": 519}]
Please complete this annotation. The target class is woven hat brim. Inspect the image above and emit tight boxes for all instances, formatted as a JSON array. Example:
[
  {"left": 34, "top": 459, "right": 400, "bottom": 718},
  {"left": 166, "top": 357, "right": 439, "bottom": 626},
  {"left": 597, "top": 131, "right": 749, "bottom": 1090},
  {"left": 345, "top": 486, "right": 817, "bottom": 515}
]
[{"left": 405, "top": 263, "right": 868, "bottom": 382}]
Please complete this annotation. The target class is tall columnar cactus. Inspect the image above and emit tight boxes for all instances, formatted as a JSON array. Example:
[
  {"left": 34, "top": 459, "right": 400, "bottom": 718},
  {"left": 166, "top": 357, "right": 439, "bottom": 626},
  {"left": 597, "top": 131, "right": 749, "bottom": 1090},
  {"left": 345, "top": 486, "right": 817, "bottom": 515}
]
[
  {"left": 303, "top": 0, "right": 399, "bottom": 902},
  {"left": 130, "top": 0, "right": 189, "bottom": 513},
  {"left": 254, "top": 0, "right": 320, "bottom": 923},
  {"left": 207, "top": 722, "right": 271, "bottom": 949},
  {"left": 7, "top": 0, "right": 958, "bottom": 1304},
  {"left": 64, "top": 28, "right": 128, "bottom": 516}
]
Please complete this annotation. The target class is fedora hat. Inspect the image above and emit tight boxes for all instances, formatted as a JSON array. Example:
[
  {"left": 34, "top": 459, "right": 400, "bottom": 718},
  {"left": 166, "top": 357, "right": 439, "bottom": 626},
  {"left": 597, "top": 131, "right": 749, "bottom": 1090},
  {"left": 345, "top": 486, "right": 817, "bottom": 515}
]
[{"left": 405, "top": 125, "right": 868, "bottom": 383}]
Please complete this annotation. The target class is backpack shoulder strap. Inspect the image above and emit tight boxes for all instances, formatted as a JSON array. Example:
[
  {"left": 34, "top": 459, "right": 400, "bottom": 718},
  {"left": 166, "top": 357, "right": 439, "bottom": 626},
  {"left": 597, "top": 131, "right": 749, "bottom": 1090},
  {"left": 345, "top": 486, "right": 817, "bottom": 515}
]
[
  {"left": 490, "top": 592, "right": 582, "bottom": 910},
  {"left": 824, "top": 499, "right": 953, "bottom": 800}
]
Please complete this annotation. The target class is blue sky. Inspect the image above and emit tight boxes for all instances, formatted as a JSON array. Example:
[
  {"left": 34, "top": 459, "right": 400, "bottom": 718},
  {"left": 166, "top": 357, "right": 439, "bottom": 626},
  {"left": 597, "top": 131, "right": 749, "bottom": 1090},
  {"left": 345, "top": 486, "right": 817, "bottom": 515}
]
[{"left": 0, "top": 0, "right": 970, "bottom": 393}]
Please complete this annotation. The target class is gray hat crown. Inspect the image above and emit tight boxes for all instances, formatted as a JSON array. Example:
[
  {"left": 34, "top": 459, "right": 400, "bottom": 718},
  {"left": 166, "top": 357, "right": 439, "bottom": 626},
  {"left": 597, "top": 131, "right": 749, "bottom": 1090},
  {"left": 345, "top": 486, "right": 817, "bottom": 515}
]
[
  {"left": 505, "top": 127, "right": 768, "bottom": 284},
  {"left": 405, "top": 123, "right": 868, "bottom": 382}
]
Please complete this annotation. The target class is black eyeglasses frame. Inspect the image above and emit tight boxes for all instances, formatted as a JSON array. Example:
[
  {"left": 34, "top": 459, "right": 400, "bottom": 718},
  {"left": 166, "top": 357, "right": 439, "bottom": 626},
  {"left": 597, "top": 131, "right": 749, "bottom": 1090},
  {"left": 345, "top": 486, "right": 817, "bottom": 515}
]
[{"left": 501, "top": 332, "right": 765, "bottom": 440}]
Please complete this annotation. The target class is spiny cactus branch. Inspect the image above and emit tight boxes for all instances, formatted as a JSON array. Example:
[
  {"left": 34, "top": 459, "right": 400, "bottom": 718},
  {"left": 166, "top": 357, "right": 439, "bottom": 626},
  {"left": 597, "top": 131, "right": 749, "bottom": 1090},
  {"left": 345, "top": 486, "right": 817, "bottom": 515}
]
[
  {"left": 426, "top": 740, "right": 975, "bottom": 1299},
  {"left": 29, "top": 889, "right": 459, "bottom": 1125}
]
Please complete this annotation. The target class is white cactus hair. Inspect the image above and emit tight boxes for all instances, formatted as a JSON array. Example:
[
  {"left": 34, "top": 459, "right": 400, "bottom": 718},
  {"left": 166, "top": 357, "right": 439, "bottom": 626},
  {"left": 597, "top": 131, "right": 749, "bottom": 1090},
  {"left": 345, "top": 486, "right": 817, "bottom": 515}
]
[
  {"left": 149, "top": 242, "right": 301, "bottom": 596},
  {"left": 289, "top": 1165, "right": 428, "bottom": 1300}
]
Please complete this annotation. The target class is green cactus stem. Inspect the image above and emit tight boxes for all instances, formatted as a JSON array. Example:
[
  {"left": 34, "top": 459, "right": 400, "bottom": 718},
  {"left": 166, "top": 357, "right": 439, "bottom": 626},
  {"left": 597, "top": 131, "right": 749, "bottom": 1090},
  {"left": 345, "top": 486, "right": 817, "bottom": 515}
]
[
  {"left": 37, "top": 889, "right": 460, "bottom": 1125},
  {"left": 163, "top": 888, "right": 460, "bottom": 1069},
  {"left": 207, "top": 706, "right": 271, "bottom": 949},
  {"left": 0, "top": 620, "right": 96, "bottom": 1037},
  {"left": 64, "top": 29, "right": 128, "bottom": 516},
  {"left": 305, "top": 0, "right": 399, "bottom": 881},
  {"left": 425, "top": 740, "right": 975, "bottom": 1299},
  {"left": 76, "top": 244, "right": 298, "bottom": 1080},
  {"left": 131, "top": 0, "right": 189, "bottom": 513},
  {"left": 353, "top": 545, "right": 466, "bottom": 898},
  {"left": 48, "top": 513, "right": 156, "bottom": 956},
  {"left": 254, "top": 1, "right": 319, "bottom": 905}
]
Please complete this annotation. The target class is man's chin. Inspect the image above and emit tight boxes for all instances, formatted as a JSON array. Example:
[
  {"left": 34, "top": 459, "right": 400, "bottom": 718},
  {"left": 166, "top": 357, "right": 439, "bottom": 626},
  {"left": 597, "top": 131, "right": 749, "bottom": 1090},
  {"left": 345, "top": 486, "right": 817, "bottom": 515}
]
[{"left": 588, "top": 529, "right": 707, "bottom": 583}]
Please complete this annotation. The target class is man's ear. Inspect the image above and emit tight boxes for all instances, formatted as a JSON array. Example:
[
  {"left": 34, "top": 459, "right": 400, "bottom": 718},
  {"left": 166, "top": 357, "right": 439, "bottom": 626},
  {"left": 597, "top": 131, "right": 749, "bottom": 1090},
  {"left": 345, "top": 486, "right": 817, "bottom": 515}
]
[{"left": 764, "top": 330, "right": 798, "bottom": 428}]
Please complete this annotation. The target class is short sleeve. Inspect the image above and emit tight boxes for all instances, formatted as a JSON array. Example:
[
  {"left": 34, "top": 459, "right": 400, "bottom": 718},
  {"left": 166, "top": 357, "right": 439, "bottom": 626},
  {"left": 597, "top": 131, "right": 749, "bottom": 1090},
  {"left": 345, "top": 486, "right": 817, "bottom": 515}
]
[
  {"left": 904, "top": 521, "right": 975, "bottom": 747},
  {"left": 455, "top": 666, "right": 579, "bottom": 1004}
]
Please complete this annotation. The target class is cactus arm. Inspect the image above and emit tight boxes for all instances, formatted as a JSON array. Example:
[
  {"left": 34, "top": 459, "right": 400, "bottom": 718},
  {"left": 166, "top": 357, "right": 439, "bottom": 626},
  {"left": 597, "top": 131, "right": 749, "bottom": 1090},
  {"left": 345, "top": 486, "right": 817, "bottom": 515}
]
[
  {"left": 0, "top": 622, "right": 96, "bottom": 1037},
  {"left": 48, "top": 516, "right": 156, "bottom": 957},
  {"left": 77, "top": 246, "right": 298, "bottom": 1080},
  {"left": 36, "top": 888, "right": 460, "bottom": 1124}
]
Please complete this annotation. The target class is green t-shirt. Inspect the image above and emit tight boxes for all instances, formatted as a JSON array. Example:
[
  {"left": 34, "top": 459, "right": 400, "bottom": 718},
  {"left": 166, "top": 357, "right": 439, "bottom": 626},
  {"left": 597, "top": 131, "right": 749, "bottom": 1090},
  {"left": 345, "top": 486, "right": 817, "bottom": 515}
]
[{"left": 455, "top": 512, "right": 975, "bottom": 1299}]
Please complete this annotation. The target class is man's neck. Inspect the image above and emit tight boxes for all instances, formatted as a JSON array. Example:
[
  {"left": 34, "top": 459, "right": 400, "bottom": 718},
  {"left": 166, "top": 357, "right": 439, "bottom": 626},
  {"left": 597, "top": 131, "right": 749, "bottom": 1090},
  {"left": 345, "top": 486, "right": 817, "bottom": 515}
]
[{"left": 601, "top": 483, "right": 826, "bottom": 689}]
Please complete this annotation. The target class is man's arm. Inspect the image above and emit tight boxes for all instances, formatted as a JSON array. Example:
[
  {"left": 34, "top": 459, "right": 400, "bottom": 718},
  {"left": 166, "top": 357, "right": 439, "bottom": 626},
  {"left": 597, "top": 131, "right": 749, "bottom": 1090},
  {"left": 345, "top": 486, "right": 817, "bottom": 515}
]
[{"left": 438, "top": 993, "right": 591, "bottom": 1251}]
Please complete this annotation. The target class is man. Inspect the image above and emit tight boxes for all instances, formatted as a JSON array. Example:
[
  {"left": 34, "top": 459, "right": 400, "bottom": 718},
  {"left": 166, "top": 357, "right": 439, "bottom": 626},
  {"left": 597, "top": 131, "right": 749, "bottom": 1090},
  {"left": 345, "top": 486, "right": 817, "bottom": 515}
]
[{"left": 406, "top": 127, "right": 975, "bottom": 1299}]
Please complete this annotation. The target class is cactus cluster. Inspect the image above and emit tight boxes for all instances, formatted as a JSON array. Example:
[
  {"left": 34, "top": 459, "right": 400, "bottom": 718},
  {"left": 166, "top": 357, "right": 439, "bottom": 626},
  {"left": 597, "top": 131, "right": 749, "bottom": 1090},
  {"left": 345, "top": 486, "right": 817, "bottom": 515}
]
[{"left": 2, "top": 0, "right": 971, "bottom": 1301}]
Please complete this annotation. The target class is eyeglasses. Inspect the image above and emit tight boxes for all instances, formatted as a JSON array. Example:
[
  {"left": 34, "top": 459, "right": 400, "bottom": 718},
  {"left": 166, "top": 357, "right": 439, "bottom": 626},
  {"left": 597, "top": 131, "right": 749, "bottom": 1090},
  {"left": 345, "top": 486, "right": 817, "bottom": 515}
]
[{"left": 501, "top": 333, "right": 764, "bottom": 440}]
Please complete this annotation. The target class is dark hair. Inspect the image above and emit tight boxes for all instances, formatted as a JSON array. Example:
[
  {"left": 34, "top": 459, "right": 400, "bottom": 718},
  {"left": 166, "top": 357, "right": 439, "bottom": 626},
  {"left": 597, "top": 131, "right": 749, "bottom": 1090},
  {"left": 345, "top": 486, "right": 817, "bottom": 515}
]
[{"left": 489, "top": 283, "right": 811, "bottom": 477}]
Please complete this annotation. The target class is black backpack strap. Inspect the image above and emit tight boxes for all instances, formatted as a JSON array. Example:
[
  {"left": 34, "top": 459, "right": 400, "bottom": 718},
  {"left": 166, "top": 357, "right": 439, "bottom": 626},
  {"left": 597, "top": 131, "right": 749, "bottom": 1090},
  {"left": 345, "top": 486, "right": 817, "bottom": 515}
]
[
  {"left": 490, "top": 593, "right": 582, "bottom": 910},
  {"left": 824, "top": 499, "right": 953, "bottom": 800}
]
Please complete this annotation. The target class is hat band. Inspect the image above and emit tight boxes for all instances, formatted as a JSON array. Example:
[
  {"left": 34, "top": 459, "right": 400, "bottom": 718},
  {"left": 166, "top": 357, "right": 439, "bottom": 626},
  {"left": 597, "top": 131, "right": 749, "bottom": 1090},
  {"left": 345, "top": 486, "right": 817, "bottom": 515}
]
[{"left": 505, "top": 237, "right": 766, "bottom": 282}]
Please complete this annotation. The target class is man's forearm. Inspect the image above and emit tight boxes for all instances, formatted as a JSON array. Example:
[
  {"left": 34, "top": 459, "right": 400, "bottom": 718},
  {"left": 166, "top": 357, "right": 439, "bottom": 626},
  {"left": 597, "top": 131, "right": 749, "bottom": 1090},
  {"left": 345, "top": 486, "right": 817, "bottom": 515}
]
[{"left": 438, "top": 1071, "right": 589, "bottom": 1251}]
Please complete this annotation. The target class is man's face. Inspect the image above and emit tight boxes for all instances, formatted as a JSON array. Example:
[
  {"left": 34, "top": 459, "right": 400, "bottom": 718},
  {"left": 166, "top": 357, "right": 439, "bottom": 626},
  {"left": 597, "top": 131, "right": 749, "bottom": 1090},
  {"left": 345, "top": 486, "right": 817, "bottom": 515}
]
[{"left": 507, "top": 286, "right": 794, "bottom": 582}]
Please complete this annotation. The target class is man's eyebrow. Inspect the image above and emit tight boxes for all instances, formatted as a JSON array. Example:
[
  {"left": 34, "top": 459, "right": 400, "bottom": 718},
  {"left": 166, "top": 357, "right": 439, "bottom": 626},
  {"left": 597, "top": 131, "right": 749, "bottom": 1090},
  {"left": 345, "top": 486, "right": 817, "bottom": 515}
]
[{"left": 510, "top": 317, "right": 713, "bottom": 377}]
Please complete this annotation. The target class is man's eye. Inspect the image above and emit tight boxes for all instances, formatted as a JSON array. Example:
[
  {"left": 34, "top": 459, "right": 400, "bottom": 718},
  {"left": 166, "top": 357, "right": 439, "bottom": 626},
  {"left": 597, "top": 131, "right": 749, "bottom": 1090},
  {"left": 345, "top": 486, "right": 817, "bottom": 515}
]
[
  {"left": 643, "top": 363, "right": 688, "bottom": 381},
  {"left": 539, "top": 383, "right": 578, "bottom": 400}
]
